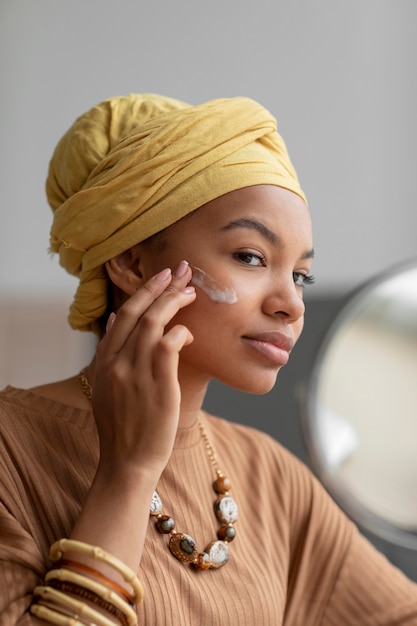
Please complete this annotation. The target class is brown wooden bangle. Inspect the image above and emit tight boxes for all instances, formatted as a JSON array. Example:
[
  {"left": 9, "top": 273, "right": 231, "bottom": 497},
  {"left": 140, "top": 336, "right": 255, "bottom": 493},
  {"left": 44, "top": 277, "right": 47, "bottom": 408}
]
[
  {"left": 59, "top": 559, "right": 135, "bottom": 605},
  {"left": 45, "top": 568, "right": 137, "bottom": 626},
  {"left": 48, "top": 579, "right": 129, "bottom": 626}
]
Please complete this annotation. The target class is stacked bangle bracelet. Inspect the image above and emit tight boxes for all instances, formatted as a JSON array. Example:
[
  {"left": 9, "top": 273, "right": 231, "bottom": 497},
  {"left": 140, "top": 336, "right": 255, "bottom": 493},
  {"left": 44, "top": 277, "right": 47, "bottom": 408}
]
[{"left": 30, "top": 539, "right": 144, "bottom": 626}]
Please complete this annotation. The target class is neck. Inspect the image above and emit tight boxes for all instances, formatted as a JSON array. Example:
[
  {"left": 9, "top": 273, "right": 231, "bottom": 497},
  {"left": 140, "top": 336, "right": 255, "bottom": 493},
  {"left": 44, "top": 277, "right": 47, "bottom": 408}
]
[
  {"left": 82, "top": 359, "right": 211, "bottom": 429},
  {"left": 177, "top": 361, "right": 212, "bottom": 427}
]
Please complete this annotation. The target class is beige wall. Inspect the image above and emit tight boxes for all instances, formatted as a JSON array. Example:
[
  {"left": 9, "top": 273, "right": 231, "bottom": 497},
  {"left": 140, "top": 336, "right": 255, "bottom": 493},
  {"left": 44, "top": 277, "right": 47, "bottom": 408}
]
[{"left": 0, "top": 298, "right": 94, "bottom": 390}]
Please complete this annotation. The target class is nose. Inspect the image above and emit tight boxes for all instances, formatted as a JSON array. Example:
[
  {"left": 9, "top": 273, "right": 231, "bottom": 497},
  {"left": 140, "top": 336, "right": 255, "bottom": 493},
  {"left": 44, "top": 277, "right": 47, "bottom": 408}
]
[{"left": 262, "top": 276, "right": 306, "bottom": 322}]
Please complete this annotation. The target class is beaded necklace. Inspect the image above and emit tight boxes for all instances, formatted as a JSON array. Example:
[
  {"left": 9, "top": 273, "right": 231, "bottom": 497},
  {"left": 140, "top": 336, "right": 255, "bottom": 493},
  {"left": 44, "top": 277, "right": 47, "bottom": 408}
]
[{"left": 78, "top": 369, "right": 238, "bottom": 570}]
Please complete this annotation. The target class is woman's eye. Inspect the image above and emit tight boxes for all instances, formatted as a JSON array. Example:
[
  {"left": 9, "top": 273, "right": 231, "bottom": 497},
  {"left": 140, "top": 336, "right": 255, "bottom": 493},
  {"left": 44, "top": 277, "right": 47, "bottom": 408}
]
[
  {"left": 293, "top": 272, "right": 315, "bottom": 287},
  {"left": 234, "top": 252, "right": 266, "bottom": 266}
]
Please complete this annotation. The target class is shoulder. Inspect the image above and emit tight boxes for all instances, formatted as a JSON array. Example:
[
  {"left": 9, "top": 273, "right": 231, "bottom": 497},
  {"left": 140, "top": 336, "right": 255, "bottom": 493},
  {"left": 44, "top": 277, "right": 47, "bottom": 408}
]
[
  {"left": 0, "top": 386, "right": 97, "bottom": 475},
  {"left": 205, "top": 413, "right": 308, "bottom": 483},
  {"left": 206, "top": 412, "right": 356, "bottom": 540},
  {"left": 206, "top": 412, "right": 284, "bottom": 449},
  {"left": 204, "top": 413, "right": 326, "bottom": 524},
  {"left": 0, "top": 385, "right": 94, "bottom": 433}
]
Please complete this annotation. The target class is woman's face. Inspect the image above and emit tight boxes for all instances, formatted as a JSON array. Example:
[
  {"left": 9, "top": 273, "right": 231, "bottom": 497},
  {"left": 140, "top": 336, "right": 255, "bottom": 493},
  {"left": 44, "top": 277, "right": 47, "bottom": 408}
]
[{"left": 139, "top": 185, "right": 314, "bottom": 394}]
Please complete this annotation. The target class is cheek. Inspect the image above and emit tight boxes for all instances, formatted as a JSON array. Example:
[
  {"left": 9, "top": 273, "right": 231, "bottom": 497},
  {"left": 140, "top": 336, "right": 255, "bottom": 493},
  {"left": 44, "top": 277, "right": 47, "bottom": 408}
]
[
  {"left": 189, "top": 265, "right": 238, "bottom": 304},
  {"left": 169, "top": 289, "right": 243, "bottom": 355},
  {"left": 174, "top": 292, "right": 233, "bottom": 332}
]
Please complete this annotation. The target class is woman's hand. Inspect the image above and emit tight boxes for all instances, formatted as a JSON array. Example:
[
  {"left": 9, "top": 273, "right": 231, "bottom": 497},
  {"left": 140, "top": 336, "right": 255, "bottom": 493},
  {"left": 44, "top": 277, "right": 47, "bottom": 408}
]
[
  {"left": 91, "top": 261, "right": 196, "bottom": 481},
  {"left": 68, "top": 263, "right": 196, "bottom": 571}
]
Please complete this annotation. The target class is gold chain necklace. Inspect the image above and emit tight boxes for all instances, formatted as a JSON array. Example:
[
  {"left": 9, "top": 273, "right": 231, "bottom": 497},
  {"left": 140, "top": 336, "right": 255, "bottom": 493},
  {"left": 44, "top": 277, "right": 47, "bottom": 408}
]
[{"left": 77, "top": 369, "right": 238, "bottom": 570}]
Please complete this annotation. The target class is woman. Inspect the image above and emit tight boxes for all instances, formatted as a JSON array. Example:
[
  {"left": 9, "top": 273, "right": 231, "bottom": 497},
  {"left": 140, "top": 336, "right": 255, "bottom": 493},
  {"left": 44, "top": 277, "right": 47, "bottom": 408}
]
[{"left": 1, "top": 94, "right": 416, "bottom": 625}]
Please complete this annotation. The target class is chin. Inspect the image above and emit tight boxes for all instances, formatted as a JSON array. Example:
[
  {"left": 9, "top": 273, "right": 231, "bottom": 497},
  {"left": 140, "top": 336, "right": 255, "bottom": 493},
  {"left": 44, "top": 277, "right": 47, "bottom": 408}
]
[{"left": 219, "top": 367, "right": 282, "bottom": 396}]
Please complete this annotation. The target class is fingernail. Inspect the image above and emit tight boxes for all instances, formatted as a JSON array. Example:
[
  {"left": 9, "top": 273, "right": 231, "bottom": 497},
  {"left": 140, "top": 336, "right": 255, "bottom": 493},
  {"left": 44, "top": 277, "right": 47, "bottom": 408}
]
[
  {"left": 174, "top": 260, "right": 189, "bottom": 279},
  {"left": 154, "top": 268, "right": 172, "bottom": 282},
  {"left": 106, "top": 312, "right": 116, "bottom": 332},
  {"left": 182, "top": 286, "right": 196, "bottom": 294}
]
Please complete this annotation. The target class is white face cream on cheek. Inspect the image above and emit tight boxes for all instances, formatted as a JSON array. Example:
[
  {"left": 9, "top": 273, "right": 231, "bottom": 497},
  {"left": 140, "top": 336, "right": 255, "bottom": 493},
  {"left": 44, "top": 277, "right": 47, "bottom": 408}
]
[{"left": 189, "top": 265, "right": 238, "bottom": 304}]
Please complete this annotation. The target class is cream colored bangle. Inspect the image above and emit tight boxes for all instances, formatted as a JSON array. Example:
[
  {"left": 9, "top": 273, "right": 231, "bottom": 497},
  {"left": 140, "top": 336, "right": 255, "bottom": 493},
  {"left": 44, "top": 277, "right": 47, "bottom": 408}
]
[
  {"left": 30, "top": 602, "right": 87, "bottom": 626},
  {"left": 33, "top": 586, "right": 116, "bottom": 626},
  {"left": 46, "top": 568, "right": 137, "bottom": 626},
  {"left": 50, "top": 539, "right": 144, "bottom": 604}
]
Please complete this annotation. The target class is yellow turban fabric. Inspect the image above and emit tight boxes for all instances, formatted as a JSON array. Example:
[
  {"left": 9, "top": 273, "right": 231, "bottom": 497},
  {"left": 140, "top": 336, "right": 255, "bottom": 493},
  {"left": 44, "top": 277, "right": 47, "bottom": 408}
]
[{"left": 47, "top": 93, "right": 306, "bottom": 334}]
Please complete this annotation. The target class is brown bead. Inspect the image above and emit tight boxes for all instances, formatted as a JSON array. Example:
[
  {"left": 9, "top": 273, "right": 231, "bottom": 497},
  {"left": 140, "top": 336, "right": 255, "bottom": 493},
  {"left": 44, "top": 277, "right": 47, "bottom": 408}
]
[
  {"left": 213, "top": 475, "right": 232, "bottom": 494},
  {"left": 193, "top": 553, "right": 212, "bottom": 570},
  {"left": 217, "top": 524, "right": 236, "bottom": 542},
  {"left": 156, "top": 515, "right": 175, "bottom": 534}
]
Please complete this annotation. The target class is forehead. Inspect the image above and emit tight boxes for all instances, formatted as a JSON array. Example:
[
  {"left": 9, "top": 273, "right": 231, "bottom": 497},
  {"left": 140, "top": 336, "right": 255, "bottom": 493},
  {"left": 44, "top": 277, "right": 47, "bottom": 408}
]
[{"left": 173, "top": 185, "right": 312, "bottom": 239}]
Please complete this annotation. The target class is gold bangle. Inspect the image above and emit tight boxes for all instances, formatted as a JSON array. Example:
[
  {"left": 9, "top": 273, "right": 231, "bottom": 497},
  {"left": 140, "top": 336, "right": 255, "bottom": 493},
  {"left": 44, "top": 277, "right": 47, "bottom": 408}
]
[
  {"left": 50, "top": 539, "right": 144, "bottom": 604},
  {"left": 36, "top": 598, "right": 96, "bottom": 626},
  {"left": 33, "top": 586, "right": 116, "bottom": 626},
  {"left": 46, "top": 569, "right": 137, "bottom": 626},
  {"left": 59, "top": 559, "right": 134, "bottom": 605},
  {"left": 30, "top": 603, "right": 86, "bottom": 626}
]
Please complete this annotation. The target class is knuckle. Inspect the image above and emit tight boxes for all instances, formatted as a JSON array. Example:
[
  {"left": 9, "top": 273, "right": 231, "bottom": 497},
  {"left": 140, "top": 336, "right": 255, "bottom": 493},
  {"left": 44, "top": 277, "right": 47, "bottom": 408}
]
[
  {"left": 159, "top": 326, "right": 187, "bottom": 350},
  {"left": 109, "top": 364, "right": 126, "bottom": 385},
  {"left": 164, "top": 285, "right": 178, "bottom": 294},
  {"left": 139, "top": 312, "right": 159, "bottom": 333},
  {"left": 142, "top": 283, "right": 159, "bottom": 297},
  {"left": 116, "top": 302, "right": 137, "bottom": 319},
  {"left": 158, "top": 335, "right": 176, "bottom": 355},
  {"left": 158, "top": 333, "right": 172, "bottom": 348}
]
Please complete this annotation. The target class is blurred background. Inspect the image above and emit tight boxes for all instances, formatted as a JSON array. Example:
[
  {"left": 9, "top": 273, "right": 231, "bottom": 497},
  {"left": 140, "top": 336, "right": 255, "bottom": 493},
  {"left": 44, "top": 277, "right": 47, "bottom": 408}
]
[{"left": 1, "top": 0, "right": 416, "bottom": 576}]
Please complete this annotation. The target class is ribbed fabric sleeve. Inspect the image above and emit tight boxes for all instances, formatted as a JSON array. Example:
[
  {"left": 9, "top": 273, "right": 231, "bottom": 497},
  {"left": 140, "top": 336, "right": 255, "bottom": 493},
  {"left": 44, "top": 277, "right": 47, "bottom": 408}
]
[{"left": 1, "top": 387, "right": 416, "bottom": 625}]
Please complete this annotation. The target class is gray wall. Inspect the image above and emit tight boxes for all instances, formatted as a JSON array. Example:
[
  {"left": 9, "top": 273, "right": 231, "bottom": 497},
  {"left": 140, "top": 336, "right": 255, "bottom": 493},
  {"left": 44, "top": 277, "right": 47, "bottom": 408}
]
[
  {"left": 1, "top": 0, "right": 416, "bottom": 580},
  {"left": 1, "top": 0, "right": 417, "bottom": 296}
]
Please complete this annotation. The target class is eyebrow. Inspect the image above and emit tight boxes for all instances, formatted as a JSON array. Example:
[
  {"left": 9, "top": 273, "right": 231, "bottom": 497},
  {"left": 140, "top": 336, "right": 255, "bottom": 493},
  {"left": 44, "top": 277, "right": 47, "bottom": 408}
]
[{"left": 219, "top": 218, "right": 315, "bottom": 259}]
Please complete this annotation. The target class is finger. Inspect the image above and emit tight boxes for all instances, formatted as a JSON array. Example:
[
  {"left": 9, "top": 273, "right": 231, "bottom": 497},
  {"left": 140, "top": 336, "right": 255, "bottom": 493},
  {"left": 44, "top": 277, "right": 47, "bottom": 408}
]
[
  {"left": 101, "top": 261, "right": 194, "bottom": 355},
  {"left": 106, "top": 312, "right": 116, "bottom": 332},
  {"left": 166, "top": 260, "right": 193, "bottom": 292},
  {"left": 152, "top": 325, "right": 194, "bottom": 388},
  {"left": 98, "top": 267, "right": 173, "bottom": 354},
  {"left": 127, "top": 287, "right": 196, "bottom": 372},
  {"left": 99, "top": 286, "right": 196, "bottom": 367}
]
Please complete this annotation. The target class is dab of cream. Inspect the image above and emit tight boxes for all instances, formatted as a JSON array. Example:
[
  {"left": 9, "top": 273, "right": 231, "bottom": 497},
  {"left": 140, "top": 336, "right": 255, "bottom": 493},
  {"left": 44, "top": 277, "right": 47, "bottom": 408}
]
[{"left": 190, "top": 265, "right": 238, "bottom": 304}]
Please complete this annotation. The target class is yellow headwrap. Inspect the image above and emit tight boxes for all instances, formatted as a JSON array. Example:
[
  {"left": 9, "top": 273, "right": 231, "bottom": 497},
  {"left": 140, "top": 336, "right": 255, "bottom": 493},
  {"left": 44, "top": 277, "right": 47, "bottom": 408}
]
[{"left": 47, "top": 93, "right": 306, "bottom": 334}]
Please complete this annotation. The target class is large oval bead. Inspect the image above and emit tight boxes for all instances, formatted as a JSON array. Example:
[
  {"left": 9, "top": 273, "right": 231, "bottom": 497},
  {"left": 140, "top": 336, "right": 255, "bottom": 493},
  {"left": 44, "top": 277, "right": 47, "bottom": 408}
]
[
  {"left": 169, "top": 533, "right": 198, "bottom": 563},
  {"left": 214, "top": 495, "right": 238, "bottom": 524},
  {"left": 203, "top": 540, "right": 229, "bottom": 568}
]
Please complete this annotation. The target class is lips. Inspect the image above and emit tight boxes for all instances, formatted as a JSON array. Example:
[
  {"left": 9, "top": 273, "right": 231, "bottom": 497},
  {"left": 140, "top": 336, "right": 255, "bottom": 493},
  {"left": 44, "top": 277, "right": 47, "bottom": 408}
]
[{"left": 242, "top": 331, "right": 294, "bottom": 366}]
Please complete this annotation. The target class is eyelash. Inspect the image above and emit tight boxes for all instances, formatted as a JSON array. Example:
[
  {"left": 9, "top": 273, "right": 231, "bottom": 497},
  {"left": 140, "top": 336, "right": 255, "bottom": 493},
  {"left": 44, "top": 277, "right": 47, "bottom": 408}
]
[
  {"left": 234, "top": 252, "right": 315, "bottom": 287},
  {"left": 293, "top": 272, "right": 316, "bottom": 287},
  {"left": 234, "top": 252, "right": 266, "bottom": 266}
]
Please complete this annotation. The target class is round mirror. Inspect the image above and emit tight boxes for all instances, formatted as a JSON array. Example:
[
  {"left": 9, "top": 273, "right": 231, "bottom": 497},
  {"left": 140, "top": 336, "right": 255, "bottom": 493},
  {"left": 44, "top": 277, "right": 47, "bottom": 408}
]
[{"left": 302, "top": 259, "right": 417, "bottom": 551}]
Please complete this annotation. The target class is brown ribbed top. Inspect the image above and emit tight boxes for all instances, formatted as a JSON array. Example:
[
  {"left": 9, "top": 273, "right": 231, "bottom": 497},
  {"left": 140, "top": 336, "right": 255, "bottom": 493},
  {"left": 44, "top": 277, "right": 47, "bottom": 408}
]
[{"left": 1, "top": 387, "right": 416, "bottom": 625}]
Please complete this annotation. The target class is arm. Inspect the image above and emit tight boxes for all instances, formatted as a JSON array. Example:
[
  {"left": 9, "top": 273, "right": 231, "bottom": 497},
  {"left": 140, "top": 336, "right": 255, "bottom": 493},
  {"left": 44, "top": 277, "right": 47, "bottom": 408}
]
[
  {"left": 1, "top": 263, "right": 196, "bottom": 623},
  {"left": 322, "top": 530, "right": 417, "bottom": 625},
  {"left": 283, "top": 458, "right": 417, "bottom": 625},
  {"left": 68, "top": 263, "right": 196, "bottom": 580}
]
